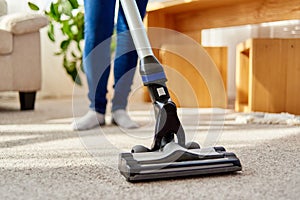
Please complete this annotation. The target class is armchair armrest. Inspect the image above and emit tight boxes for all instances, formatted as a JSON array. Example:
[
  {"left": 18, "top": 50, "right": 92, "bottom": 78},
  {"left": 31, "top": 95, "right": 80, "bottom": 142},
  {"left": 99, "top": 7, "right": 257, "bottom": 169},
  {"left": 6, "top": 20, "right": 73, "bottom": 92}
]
[
  {"left": 0, "top": 29, "right": 12, "bottom": 54},
  {"left": 0, "top": 0, "right": 7, "bottom": 17},
  {"left": 0, "top": 13, "right": 48, "bottom": 35}
]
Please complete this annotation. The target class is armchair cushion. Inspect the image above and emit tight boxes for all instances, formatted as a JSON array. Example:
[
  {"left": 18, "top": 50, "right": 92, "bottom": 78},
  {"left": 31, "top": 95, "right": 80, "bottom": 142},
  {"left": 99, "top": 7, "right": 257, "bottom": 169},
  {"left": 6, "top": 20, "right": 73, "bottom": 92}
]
[
  {"left": 0, "top": 29, "right": 12, "bottom": 54},
  {"left": 0, "top": 13, "right": 48, "bottom": 35}
]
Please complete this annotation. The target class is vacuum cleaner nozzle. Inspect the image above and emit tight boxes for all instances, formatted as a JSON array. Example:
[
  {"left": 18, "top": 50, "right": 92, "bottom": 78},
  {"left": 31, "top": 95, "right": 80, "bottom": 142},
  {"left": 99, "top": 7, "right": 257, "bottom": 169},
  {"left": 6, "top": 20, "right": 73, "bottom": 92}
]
[{"left": 119, "top": 142, "right": 242, "bottom": 182}]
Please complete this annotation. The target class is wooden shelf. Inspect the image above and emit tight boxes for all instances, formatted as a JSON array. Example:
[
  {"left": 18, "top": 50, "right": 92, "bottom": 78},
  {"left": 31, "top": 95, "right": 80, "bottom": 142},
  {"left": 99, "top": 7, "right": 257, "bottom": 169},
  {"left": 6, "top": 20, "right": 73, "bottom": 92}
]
[
  {"left": 145, "top": 45, "right": 228, "bottom": 108},
  {"left": 235, "top": 38, "right": 300, "bottom": 114},
  {"left": 146, "top": 0, "right": 300, "bottom": 39}
]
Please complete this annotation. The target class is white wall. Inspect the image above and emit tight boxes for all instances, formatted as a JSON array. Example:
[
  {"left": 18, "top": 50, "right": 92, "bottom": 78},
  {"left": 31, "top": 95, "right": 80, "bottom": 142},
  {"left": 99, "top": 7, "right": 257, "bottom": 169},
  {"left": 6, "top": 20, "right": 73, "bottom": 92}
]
[
  {"left": 7, "top": 0, "right": 84, "bottom": 13},
  {"left": 202, "top": 20, "right": 300, "bottom": 101},
  {"left": 7, "top": 1, "right": 299, "bottom": 103},
  {"left": 39, "top": 27, "right": 88, "bottom": 99},
  {"left": 7, "top": 0, "right": 50, "bottom": 13},
  {"left": 202, "top": 25, "right": 253, "bottom": 100}
]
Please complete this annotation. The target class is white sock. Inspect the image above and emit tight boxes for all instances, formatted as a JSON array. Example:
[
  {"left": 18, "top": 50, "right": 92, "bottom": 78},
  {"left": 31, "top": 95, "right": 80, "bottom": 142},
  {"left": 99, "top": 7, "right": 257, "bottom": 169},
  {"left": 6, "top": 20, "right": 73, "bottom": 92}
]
[
  {"left": 112, "top": 109, "right": 139, "bottom": 129},
  {"left": 72, "top": 110, "right": 105, "bottom": 131}
]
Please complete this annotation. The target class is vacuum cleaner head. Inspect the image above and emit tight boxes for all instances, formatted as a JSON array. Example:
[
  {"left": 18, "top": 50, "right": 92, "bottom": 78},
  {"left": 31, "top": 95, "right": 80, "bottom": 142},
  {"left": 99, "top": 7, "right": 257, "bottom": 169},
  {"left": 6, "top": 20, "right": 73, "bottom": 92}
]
[
  {"left": 119, "top": 142, "right": 242, "bottom": 182},
  {"left": 113, "top": 0, "right": 243, "bottom": 182}
]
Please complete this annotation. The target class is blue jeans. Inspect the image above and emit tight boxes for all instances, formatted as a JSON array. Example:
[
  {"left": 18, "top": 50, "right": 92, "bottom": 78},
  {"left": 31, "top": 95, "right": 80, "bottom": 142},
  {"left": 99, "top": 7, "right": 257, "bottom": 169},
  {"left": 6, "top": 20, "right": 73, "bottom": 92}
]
[{"left": 83, "top": 0, "right": 148, "bottom": 114}]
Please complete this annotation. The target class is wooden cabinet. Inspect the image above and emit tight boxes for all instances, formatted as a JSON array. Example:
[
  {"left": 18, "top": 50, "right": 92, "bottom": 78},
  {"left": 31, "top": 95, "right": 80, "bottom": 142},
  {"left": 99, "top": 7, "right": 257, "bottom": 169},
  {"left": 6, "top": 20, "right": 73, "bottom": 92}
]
[
  {"left": 235, "top": 38, "right": 300, "bottom": 114},
  {"left": 144, "top": 45, "right": 228, "bottom": 108},
  {"left": 146, "top": 0, "right": 300, "bottom": 39}
]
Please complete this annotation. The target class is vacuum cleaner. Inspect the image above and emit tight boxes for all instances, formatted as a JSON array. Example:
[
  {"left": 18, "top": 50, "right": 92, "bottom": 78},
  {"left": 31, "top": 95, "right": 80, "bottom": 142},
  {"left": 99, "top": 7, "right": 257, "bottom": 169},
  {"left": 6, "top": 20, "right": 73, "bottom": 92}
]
[{"left": 118, "top": 0, "right": 242, "bottom": 182}]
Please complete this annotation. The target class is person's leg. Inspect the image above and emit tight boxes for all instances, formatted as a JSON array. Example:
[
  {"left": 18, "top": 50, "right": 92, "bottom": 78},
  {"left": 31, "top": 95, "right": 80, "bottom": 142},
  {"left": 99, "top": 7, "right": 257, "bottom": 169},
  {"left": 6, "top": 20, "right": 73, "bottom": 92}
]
[
  {"left": 111, "top": 0, "right": 149, "bottom": 129},
  {"left": 72, "top": 0, "right": 116, "bottom": 130}
]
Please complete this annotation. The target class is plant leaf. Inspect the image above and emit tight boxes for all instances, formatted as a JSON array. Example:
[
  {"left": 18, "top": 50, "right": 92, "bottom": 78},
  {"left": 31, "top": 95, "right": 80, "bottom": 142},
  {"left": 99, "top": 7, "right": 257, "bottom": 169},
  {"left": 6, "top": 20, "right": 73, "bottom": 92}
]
[
  {"left": 64, "top": 60, "right": 82, "bottom": 86},
  {"left": 76, "top": 42, "right": 82, "bottom": 52},
  {"left": 47, "top": 29, "right": 55, "bottom": 42},
  {"left": 61, "top": 0, "right": 73, "bottom": 16},
  {"left": 74, "top": 74, "right": 82, "bottom": 85},
  {"left": 71, "top": 51, "right": 77, "bottom": 58},
  {"left": 60, "top": 40, "right": 70, "bottom": 51},
  {"left": 68, "top": 0, "right": 79, "bottom": 9},
  {"left": 72, "top": 72, "right": 82, "bottom": 85},
  {"left": 28, "top": 2, "right": 40, "bottom": 11},
  {"left": 80, "top": 60, "right": 84, "bottom": 73},
  {"left": 62, "top": 20, "right": 73, "bottom": 38},
  {"left": 47, "top": 22, "right": 55, "bottom": 41},
  {"left": 50, "top": 2, "right": 60, "bottom": 21},
  {"left": 54, "top": 51, "right": 63, "bottom": 56}
]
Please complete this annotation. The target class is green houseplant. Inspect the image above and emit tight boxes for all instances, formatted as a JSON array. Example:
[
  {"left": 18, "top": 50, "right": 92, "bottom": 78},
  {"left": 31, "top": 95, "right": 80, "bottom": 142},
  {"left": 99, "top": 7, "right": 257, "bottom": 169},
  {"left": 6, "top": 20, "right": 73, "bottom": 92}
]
[{"left": 28, "top": 0, "right": 84, "bottom": 85}]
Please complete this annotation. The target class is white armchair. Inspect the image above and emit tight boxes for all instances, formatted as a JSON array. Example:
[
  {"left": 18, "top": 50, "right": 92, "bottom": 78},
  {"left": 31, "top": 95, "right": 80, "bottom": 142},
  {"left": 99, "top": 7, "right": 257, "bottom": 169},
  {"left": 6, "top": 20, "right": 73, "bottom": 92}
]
[{"left": 0, "top": 0, "right": 48, "bottom": 110}]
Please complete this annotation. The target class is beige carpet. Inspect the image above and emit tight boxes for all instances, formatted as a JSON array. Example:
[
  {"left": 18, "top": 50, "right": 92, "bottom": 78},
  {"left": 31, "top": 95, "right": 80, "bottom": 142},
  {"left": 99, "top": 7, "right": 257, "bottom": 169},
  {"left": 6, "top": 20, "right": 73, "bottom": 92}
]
[{"left": 0, "top": 96, "right": 299, "bottom": 200}]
